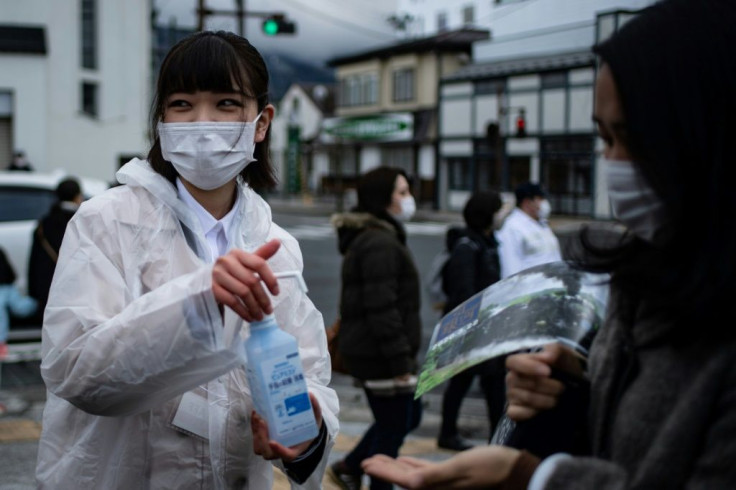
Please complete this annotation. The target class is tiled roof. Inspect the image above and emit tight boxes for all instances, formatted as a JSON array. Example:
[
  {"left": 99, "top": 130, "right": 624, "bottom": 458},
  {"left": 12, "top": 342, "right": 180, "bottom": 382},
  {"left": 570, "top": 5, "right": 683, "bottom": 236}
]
[
  {"left": 444, "top": 50, "right": 594, "bottom": 81},
  {"left": 327, "top": 28, "right": 490, "bottom": 67}
]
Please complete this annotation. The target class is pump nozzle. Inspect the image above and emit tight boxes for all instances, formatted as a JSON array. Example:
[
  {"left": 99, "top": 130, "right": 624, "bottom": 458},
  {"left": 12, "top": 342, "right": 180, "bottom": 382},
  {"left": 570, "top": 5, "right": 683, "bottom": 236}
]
[{"left": 273, "top": 270, "right": 309, "bottom": 293}]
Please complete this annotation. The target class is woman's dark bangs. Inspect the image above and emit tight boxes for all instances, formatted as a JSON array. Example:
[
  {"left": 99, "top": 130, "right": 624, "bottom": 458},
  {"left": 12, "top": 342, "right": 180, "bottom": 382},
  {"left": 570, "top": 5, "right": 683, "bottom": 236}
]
[{"left": 159, "top": 39, "right": 248, "bottom": 98}]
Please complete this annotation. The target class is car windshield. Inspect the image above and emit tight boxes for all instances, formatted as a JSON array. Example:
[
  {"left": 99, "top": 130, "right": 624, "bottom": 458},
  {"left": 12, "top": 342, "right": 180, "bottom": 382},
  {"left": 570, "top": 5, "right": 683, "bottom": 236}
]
[{"left": 0, "top": 186, "right": 57, "bottom": 222}]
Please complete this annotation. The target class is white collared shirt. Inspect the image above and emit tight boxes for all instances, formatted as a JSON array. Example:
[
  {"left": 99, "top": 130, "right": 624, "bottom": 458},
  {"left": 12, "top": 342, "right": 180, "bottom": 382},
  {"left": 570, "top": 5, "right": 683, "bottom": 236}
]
[{"left": 176, "top": 178, "right": 240, "bottom": 263}]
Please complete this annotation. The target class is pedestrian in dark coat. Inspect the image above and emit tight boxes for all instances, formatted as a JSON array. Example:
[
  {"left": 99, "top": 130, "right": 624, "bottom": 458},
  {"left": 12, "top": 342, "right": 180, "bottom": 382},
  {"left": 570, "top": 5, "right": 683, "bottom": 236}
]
[
  {"left": 437, "top": 191, "right": 506, "bottom": 451},
  {"left": 328, "top": 166, "right": 422, "bottom": 490},
  {"left": 28, "top": 178, "right": 82, "bottom": 308}
]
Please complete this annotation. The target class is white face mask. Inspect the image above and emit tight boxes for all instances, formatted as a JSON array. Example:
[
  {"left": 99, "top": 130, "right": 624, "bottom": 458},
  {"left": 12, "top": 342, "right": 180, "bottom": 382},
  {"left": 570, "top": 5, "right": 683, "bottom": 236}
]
[
  {"left": 602, "top": 157, "right": 667, "bottom": 244},
  {"left": 538, "top": 199, "right": 551, "bottom": 221},
  {"left": 393, "top": 195, "right": 416, "bottom": 221},
  {"left": 493, "top": 212, "right": 506, "bottom": 231},
  {"left": 158, "top": 114, "right": 261, "bottom": 190}
]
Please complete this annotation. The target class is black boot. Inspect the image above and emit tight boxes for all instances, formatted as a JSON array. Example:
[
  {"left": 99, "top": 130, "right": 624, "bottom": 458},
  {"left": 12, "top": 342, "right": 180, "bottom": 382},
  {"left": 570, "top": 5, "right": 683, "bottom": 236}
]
[{"left": 437, "top": 434, "right": 474, "bottom": 451}]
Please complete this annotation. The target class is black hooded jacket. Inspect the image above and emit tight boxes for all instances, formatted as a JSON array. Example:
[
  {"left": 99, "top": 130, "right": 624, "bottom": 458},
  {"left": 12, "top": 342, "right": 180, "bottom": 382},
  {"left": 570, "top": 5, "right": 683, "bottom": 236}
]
[
  {"left": 330, "top": 211, "right": 421, "bottom": 380},
  {"left": 442, "top": 227, "right": 501, "bottom": 315}
]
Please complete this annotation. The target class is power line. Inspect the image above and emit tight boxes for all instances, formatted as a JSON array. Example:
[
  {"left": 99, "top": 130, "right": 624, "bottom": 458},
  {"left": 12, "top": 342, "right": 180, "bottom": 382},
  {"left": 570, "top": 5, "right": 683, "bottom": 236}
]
[{"left": 278, "top": 0, "right": 395, "bottom": 40}]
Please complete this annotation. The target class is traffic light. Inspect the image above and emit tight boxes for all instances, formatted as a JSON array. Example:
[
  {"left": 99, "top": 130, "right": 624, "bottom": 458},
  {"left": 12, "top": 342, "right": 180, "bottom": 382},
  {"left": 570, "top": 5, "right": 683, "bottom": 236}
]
[
  {"left": 262, "top": 15, "right": 296, "bottom": 36},
  {"left": 515, "top": 109, "right": 527, "bottom": 138}
]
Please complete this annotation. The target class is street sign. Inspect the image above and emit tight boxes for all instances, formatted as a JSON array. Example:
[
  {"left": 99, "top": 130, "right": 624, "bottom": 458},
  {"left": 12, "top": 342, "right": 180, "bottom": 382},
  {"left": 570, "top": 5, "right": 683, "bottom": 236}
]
[{"left": 321, "top": 113, "right": 413, "bottom": 142}]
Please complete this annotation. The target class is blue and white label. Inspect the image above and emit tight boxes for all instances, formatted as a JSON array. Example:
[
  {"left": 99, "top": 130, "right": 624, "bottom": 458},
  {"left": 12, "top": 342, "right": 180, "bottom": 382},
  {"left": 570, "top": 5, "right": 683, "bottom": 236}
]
[{"left": 248, "top": 349, "right": 316, "bottom": 441}]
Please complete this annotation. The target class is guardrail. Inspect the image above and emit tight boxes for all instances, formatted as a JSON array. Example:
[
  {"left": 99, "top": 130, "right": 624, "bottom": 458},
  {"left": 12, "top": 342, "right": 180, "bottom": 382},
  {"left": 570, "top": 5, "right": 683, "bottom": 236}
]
[
  {"left": 4, "top": 328, "right": 43, "bottom": 362},
  {"left": 5, "top": 333, "right": 43, "bottom": 363}
]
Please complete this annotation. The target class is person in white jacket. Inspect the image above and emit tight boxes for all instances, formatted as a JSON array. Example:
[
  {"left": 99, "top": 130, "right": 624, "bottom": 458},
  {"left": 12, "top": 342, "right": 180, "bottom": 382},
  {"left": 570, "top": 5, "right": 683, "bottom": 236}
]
[
  {"left": 496, "top": 183, "right": 561, "bottom": 278},
  {"left": 35, "top": 31, "right": 338, "bottom": 489}
]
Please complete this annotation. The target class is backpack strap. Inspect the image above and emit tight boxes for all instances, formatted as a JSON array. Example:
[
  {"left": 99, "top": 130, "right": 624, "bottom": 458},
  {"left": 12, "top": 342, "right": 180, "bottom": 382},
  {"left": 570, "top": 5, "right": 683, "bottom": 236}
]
[
  {"left": 35, "top": 224, "right": 59, "bottom": 263},
  {"left": 454, "top": 236, "right": 480, "bottom": 252}
]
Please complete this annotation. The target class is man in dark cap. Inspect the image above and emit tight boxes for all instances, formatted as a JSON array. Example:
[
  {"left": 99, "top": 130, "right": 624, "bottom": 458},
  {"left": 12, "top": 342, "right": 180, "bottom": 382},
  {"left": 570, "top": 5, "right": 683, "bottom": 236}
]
[{"left": 496, "top": 182, "right": 561, "bottom": 278}]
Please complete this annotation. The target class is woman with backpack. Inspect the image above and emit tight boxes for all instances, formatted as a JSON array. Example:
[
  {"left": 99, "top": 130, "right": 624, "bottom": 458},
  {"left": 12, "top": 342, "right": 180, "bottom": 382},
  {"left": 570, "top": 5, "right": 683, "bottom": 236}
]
[{"left": 436, "top": 191, "right": 507, "bottom": 451}]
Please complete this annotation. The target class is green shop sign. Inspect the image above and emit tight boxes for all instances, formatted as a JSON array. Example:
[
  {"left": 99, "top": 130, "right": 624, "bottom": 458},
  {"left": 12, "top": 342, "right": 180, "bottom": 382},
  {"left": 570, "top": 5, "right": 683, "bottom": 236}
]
[{"left": 322, "top": 113, "right": 413, "bottom": 142}]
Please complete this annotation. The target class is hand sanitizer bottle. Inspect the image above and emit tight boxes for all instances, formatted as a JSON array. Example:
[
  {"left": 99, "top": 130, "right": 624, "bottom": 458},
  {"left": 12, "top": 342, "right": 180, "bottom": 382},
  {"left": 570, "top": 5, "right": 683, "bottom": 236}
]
[{"left": 245, "top": 313, "right": 319, "bottom": 447}]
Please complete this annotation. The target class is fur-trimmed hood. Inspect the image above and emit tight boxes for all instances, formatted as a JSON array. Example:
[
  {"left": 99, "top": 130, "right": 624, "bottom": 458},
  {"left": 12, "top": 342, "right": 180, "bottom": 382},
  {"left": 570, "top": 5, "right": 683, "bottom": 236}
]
[{"left": 331, "top": 211, "right": 404, "bottom": 255}]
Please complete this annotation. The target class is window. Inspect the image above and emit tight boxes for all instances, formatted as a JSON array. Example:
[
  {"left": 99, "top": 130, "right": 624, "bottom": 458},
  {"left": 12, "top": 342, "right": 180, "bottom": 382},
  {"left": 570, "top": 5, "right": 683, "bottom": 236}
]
[
  {"left": 437, "top": 12, "right": 448, "bottom": 32},
  {"left": 541, "top": 71, "right": 567, "bottom": 89},
  {"left": 0, "top": 186, "right": 56, "bottom": 222},
  {"left": 81, "top": 82, "right": 98, "bottom": 117},
  {"left": 338, "top": 73, "right": 377, "bottom": 107},
  {"left": 475, "top": 79, "right": 504, "bottom": 95},
  {"left": 448, "top": 158, "right": 472, "bottom": 190},
  {"left": 361, "top": 74, "right": 378, "bottom": 106},
  {"left": 381, "top": 147, "right": 413, "bottom": 175},
  {"left": 462, "top": 5, "right": 474, "bottom": 25},
  {"left": 540, "top": 136, "right": 595, "bottom": 216},
  {"left": 0, "top": 92, "right": 11, "bottom": 116},
  {"left": 81, "top": 0, "right": 97, "bottom": 69},
  {"left": 392, "top": 68, "right": 415, "bottom": 103},
  {"left": 596, "top": 10, "right": 641, "bottom": 44}
]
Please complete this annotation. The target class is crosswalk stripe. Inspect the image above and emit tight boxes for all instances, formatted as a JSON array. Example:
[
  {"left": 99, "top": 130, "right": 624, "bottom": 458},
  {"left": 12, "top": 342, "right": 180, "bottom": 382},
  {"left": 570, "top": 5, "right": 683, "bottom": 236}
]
[
  {"left": 283, "top": 222, "right": 450, "bottom": 240},
  {"left": 405, "top": 222, "right": 450, "bottom": 235}
]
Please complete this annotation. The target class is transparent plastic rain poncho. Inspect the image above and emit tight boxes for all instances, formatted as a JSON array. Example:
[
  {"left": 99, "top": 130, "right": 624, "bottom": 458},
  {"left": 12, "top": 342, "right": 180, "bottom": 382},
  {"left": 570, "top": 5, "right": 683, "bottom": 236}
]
[{"left": 35, "top": 159, "right": 339, "bottom": 489}]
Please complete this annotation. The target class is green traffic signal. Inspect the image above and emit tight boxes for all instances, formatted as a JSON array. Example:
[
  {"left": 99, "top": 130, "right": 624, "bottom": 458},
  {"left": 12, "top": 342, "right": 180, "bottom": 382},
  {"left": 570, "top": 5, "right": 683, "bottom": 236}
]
[
  {"left": 261, "top": 15, "right": 296, "bottom": 36},
  {"left": 263, "top": 19, "right": 279, "bottom": 36}
]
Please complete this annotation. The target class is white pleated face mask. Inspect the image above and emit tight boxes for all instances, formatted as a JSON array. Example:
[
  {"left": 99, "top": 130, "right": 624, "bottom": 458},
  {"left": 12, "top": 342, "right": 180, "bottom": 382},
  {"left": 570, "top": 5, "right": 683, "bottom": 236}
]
[
  {"left": 395, "top": 195, "right": 416, "bottom": 221},
  {"left": 602, "top": 157, "right": 668, "bottom": 244},
  {"left": 538, "top": 199, "right": 551, "bottom": 221},
  {"left": 158, "top": 114, "right": 262, "bottom": 190}
]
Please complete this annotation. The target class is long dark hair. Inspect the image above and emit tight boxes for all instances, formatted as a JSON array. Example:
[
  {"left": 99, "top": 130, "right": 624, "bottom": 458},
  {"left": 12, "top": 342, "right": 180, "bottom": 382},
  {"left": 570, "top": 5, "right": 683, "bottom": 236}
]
[
  {"left": 147, "top": 31, "right": 276, "bottom": 190},
  {"left": 463, "top": 191, "right": 502, "bottom": 233},
  {"left": 355, "top": 166, "right": 409, "bottom": 241},
  {"left": 355, "top": 166, "right": 408, "bottom": 216},
  {"left": 574, "top": 0, "right": 736, "bottom": 328}
]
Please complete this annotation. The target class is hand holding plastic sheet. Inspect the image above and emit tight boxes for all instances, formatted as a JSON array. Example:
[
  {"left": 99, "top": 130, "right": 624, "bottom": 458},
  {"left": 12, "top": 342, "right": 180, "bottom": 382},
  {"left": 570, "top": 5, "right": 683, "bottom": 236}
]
[{"left": 415, "top": 261, "right": 609, "bottom": 398}]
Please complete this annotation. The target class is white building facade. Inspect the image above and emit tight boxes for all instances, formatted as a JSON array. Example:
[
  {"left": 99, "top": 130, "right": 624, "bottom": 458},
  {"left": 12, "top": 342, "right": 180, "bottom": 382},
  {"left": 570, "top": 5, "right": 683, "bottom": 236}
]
[
  {"left": 395, "top": 0, "right": 656, "bottom": 216},
  {"left": 271, "top": 83, "right": 336, "bottom": 195},
  {"left": 0, "top": 0, "right": 150, "bottom": 182}
]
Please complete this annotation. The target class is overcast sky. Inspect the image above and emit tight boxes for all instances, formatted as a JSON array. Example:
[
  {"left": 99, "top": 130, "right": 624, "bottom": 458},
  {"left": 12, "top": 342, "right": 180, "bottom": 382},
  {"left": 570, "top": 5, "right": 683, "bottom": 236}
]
[{"left": 154, "top": 0, "right": 400, "bottom": 65}]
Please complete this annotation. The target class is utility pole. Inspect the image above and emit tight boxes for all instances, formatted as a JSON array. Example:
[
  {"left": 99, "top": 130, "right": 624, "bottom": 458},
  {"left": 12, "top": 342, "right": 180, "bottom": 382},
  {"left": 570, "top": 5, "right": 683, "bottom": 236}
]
[
  {"left": 197, "top": 0, "right": 243, "bottom": 35},
  {"left": 495, "top": 85, "right": 506, "bottom": 189},
  {"left": 234, "top": 0, "right": 245, "bottom": 36},
  {"left": 197, "top": 0, "right": 205, "bottom": 31}
]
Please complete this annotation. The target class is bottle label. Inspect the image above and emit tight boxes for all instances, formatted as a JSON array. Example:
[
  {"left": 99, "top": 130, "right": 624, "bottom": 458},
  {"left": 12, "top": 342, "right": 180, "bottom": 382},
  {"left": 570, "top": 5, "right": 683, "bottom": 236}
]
[{"left": 251, "top": 351, "right": 315, "bottom": 439}]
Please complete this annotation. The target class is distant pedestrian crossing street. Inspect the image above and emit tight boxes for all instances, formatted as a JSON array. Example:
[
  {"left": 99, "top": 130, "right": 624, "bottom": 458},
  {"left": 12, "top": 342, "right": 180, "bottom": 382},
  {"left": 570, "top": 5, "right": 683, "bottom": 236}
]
[{"left": 282, "top": 221, "right": 450, "bottom": 240}]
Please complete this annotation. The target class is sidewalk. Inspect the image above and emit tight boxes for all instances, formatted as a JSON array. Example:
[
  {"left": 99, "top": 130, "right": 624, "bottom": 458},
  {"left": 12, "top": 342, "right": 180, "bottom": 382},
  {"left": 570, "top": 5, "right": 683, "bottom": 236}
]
[{"left": 266, "top": 193, "right": 598, "bottom": 234}]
